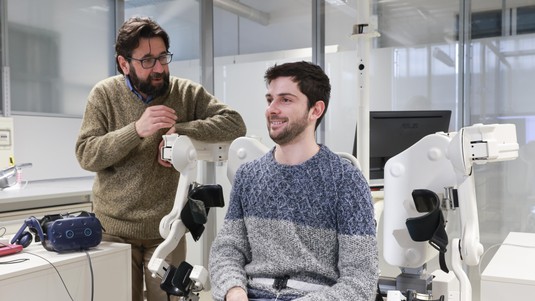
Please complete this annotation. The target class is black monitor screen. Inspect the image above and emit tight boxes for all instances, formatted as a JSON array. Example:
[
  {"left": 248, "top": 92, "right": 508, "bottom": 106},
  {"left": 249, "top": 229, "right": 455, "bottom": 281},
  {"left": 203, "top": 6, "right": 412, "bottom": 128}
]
[{"left": 353, "top": 110, "right": 452, "bottom": 180}]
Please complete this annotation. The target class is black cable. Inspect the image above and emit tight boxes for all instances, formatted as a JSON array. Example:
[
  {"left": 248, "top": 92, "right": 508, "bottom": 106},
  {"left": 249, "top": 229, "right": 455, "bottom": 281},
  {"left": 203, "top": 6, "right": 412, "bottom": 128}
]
[
  {"left": 84, "top": 250, "right": 95, "bottom": 301},
  {"left": 0, "top": 258, "right": 29, "bottom": 264},
  {"left": 24, "top": 251, "right": 75, "bottom": 301},
  {"left": 4, "top": 247, "right": 95, "bottom": 301}
]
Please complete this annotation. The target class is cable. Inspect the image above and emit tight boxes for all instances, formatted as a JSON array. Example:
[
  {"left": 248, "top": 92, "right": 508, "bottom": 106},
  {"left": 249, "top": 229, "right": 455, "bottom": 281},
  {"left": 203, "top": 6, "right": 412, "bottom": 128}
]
[
  {"left": 24, "top": 251, "right": 75, "bottom": 301},
  {"left": 0, "top": 258, "right": 29, "bottom": 264},
  {"left": 27, "top": 250, "right": 95, "bottom": 301},
  {"left": 478, "top": 242, "right": 535, "bottom": 276},
  {"left": 84, "top": 250, "right": 95, "bottom": 301},
  {"left": 1, "top": 246, "right": 95, "bottom": 300}
]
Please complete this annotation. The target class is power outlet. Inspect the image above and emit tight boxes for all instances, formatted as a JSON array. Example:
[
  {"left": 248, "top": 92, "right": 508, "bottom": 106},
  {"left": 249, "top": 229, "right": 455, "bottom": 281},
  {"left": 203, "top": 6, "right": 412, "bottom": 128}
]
[{"left": 0, "top": 117, "right": 14, "bottom": 169}]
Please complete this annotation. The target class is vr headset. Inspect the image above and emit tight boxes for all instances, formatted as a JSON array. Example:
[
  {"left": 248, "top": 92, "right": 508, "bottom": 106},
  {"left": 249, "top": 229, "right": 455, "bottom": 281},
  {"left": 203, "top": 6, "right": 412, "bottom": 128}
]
[{"left": 11, "top": 211, "right": 103, "bottom": 252}]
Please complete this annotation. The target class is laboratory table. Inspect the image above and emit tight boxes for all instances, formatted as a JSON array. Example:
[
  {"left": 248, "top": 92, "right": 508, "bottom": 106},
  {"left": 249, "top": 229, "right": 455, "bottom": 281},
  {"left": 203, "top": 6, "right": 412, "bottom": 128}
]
[{"left": 0, "top": 241, "right": 131, "bottom": 301}]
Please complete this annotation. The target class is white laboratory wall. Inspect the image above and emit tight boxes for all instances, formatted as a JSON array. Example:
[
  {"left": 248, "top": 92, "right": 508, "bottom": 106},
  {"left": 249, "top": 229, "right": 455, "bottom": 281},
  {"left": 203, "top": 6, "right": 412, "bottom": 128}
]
[{"left": 11, "top": 115, "right": 93, "bottom": 182}]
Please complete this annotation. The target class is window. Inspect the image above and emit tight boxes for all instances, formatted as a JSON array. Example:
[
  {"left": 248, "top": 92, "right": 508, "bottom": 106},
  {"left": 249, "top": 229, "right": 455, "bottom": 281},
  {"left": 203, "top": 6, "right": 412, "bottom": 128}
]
[{"left": 4, "top": 0, "right": 114, "bottom": 116}]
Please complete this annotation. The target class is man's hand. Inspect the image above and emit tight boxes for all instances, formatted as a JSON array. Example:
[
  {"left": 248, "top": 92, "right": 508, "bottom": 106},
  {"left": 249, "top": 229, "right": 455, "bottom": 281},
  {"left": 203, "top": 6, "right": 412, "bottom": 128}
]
[
  {"left": 226, "top": 287, "right": 248, "bottom": 301},
  {"left": 135, "top": 105, "right": 177, "bottom": 138},
  {"left": 158, "top": 126, "right": 176, "bottom": 168}
]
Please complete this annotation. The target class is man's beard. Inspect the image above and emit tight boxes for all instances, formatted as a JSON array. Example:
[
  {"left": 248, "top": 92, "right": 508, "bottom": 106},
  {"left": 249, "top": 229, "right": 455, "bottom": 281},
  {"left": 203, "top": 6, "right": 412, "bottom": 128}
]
[
  {"left": 268, "top": 111, "right": 309, "bottom": 145},
  {"left": 129, "top": 68, "right": 170, "bottom": 99}
]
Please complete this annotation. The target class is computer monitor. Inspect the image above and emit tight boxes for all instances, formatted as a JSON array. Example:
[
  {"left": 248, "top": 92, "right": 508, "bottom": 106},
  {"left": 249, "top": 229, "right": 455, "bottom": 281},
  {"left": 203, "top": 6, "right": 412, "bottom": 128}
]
[{"left": 353, "top": 110, "right": 452, "bottom": 180}]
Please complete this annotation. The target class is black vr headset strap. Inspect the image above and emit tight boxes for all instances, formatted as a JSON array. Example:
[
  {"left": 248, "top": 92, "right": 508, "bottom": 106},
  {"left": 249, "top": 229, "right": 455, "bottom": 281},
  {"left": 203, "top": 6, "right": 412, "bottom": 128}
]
[{"left": 405, "top": 189, "right": 449, "bottom": 273}]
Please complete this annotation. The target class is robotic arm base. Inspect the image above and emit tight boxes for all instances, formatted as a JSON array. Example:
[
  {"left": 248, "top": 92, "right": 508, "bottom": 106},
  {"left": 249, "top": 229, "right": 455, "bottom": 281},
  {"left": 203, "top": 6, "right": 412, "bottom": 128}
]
[
  {"left": 159, "top": 261, "right": 209, "bottom": 300},
  {"left": 379, "top": 268, "right": 450, "bottom": 301}
]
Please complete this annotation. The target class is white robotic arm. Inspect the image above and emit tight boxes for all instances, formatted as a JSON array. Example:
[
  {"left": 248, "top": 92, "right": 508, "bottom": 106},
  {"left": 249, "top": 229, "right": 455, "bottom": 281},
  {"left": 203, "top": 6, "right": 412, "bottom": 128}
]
[
  {"left": 382, "top": 123, "right": 518, "bottom": 301},
  {"left": 147, "top": 134, "right": 230, "bottom": 299},
  {"left": 447, "top": 124, "right": 518, "bottom": 266}
]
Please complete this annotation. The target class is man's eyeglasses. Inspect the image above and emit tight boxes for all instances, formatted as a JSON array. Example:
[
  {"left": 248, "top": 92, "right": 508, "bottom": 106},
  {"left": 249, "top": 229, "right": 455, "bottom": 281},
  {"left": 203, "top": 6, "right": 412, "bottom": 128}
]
[{"left": 128, "top": 53, "right": 173, "bottom": 69}]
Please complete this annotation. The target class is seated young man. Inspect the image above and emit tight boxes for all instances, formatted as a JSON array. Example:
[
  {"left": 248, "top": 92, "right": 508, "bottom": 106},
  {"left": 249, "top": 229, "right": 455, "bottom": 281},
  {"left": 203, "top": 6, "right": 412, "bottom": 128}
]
[{"left": 209, "top": 61, "right": 379, "bottom": 301}]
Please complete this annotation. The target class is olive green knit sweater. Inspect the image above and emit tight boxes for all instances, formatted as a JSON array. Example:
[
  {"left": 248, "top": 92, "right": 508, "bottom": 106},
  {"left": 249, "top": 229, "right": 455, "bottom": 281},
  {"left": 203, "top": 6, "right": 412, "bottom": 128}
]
[{"left": 75, "top": 75, "right": 246, "bottom": 239}]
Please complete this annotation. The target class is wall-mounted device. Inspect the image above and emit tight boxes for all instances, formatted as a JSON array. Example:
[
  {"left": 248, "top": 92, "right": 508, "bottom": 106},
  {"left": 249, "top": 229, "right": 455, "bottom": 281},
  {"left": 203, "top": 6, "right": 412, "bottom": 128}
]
[{"left": 0, "top": 117, "right": 14, "bottom": 170}]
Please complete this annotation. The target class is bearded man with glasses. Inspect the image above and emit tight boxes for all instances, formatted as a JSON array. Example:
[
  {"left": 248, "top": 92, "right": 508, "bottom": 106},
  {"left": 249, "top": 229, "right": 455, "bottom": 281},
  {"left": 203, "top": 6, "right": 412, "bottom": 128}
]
[{"left": 76, "top": 16, "right": 246, "bottom": 301}]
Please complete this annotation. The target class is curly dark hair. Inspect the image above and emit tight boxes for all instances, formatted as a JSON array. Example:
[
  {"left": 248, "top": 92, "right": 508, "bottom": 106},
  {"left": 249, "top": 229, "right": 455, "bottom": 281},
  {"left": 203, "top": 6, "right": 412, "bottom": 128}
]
[
  {"left": 115, "top": 16, "right": 170, "bottom": 74},
  {"left": 264, "top": 61, "right": 331, "bottom": 129}
]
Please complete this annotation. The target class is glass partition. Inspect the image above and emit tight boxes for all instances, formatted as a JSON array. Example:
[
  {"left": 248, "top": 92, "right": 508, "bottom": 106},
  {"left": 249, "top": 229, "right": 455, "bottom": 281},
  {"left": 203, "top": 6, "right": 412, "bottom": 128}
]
[
  {"left": 468, "top": 0, "right": 535, "bottom": 298},
  {"left": 213, "top": 0, "right": 313, "bottom": 150},
  {"left": 6, "top": 0, "right": 114, "bottom": 116}
]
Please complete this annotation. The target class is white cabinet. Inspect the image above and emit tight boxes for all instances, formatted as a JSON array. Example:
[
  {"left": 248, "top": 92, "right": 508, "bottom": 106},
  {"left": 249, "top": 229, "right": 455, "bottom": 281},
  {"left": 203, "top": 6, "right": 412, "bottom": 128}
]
[
  {"left": 481, "top": 232, "right": 535, "bottom": 301},
  {"left": 0, "top": 241, "right": 131, "bottom": 301}
]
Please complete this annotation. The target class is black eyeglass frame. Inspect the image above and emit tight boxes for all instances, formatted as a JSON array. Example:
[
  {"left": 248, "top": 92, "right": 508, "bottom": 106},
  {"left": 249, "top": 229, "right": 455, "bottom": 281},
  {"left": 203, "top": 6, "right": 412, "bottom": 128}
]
[{"left": 127, "top": 53, "right": 173, "bottom": 69}]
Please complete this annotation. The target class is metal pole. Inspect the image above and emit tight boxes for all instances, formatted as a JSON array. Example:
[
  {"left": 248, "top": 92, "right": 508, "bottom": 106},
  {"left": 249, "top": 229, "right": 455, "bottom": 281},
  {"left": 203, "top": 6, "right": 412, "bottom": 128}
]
[
  {"left": 113, "top": 0, "right": 125, "bottom": 75},
  {"left": 1, "top": 0, "right": 11, "bottom": 116},
  {"left": 458, "top": 0, "right": 471, "bottom": 129},
  {"left": 354, "top": 0, "right": 373, "bottom": 181},
  {"left": 312, "top": 0, "right": 326, "bottom": 145},
  {"left": 199, "top": 0, "right": 216, "bottom": 268}
]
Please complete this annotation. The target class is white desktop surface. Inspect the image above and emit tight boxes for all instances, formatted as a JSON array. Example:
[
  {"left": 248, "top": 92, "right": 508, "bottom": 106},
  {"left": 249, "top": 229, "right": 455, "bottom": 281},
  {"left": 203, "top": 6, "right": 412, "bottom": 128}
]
[
  {"left": 0, "top": 241, "right": 131, "bottom": 301},
  {"left": 0, "top": 177, "right": 94, "bottom": 212},
  {"left": 369, "top": 178, "right": 384, "bottom": 188},
  {"left": 480, "top": 232, "right": 535, "bottom": 300}
]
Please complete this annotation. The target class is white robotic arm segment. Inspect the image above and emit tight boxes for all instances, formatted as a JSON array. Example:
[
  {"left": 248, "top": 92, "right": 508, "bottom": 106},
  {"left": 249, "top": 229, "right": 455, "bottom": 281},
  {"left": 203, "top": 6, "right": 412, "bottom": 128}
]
[
  {"left": 227, "top": 137, "right": 270, "bottom": 183},
  {"left": 159, "top": 134, "right": 199, "bottom": 239},
  {"left": 189, "top": 138, "right": 230, "bottom": 163},
  {"left": 190, "top": 265, "right": 211, "bottom": 291},
  {"left": 158, "top": 135, "right": 231, "bottom": 239},
  {"left": 148, "top": 134, "right": 231, "bottom": 297},
  {"left": 447, "top": 124, "right": 519, "bottom": 175},
  {"left": 447, "top": 124, "right": 518, "bottom": 266},
  {"left": 383, "top": 132, "right": 455, "bottom": 269},
  {"left": 466, "top": 123, "right": 518, "bottom": 163}
]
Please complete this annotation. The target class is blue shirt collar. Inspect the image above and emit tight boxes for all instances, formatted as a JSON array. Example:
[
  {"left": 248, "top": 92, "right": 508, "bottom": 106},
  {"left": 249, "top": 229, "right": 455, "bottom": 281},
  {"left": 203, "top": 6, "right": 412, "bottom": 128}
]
[{"left": 125, "top": 75, "right": 153, "bottom": 104}]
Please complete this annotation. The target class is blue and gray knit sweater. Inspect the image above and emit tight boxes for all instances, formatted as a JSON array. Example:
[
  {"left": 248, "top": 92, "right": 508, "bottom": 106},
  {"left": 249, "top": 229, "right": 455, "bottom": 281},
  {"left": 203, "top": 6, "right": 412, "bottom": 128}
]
[{"left": 209, "top": 145, "right": 379, "bottom": 300}]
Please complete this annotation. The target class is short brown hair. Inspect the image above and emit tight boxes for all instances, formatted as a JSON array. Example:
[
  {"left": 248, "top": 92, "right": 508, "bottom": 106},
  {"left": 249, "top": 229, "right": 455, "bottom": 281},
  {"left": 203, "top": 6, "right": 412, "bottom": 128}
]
[
  {"left": 115, "top": 17, "right": 170, "bottom": 74},
  {"left": 265, "top": 61, "right": 331, "bottom": 129}
]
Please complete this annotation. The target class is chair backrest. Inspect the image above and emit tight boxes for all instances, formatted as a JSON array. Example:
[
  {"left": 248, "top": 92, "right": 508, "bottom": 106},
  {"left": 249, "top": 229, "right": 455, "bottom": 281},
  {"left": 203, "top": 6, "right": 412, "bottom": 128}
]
[{"left": 336, "top": 152, "right": 361, "bottom": 170}]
